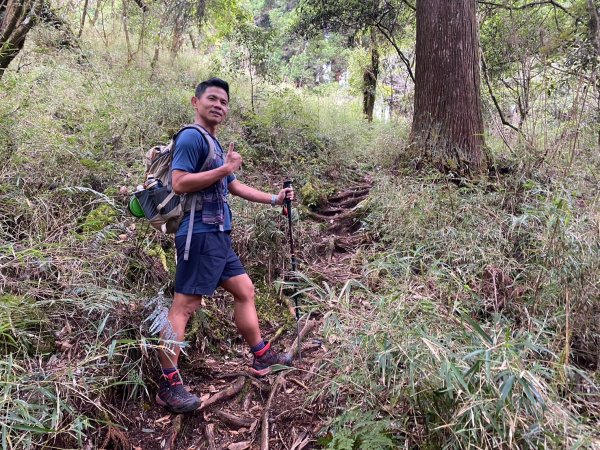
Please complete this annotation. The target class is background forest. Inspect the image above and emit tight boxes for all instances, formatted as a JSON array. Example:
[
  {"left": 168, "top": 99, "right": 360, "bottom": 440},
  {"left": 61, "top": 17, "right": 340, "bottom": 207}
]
[{"left": 0, "top": 0, "right": 599, "bottom": 449}]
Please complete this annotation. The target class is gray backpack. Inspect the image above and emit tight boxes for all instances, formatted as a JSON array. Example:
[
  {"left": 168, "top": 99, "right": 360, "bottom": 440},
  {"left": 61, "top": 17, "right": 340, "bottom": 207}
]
[{"left": 135, "top": 124, "right": 215, "bottom": 260}]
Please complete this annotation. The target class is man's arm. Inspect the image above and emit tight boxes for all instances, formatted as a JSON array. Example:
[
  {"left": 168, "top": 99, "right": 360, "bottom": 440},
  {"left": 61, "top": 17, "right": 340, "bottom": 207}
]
[
  {"left": 172, "top": 143, "right": 242, "bottom": 194},
  {"left": 172, "top": 166, "right": 231, "bottom": 194},
  {"left": 228, "top": 179, "right": 293, "bottom": 205}
]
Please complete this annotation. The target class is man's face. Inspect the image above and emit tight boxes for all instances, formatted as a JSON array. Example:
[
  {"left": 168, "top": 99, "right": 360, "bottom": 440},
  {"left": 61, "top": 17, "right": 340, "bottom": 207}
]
[{"left": 192, "top": 86, "right": 229, "bottom": 126}]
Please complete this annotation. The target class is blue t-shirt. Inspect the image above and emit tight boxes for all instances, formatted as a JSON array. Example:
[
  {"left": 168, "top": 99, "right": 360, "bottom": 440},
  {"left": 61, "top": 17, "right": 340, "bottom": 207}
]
[{"left": 171, "top": 128, "right": 235, "bottom": 236}]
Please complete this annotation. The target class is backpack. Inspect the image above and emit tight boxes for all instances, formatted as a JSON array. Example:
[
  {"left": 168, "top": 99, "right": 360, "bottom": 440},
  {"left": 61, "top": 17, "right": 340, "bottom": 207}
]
[{"left": 133, "top": 124, "right": 216, "bottom": 261}]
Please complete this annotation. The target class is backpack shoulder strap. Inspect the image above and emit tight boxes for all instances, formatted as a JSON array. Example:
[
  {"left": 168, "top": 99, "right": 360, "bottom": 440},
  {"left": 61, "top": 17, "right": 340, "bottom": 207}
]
[
  {"left": 187, "top": 124, "right": 217, "bottom": 171},
  {"left": 168, "top": 124, "right": 217, "bottom": 189},
  {"left": 173, "top": 125, "right": 221, "bottom": 260}
]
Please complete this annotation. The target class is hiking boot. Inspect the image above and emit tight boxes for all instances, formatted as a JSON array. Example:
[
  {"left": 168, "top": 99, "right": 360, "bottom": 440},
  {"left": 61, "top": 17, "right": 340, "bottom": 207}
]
[
  {"left": 249, "top": 341, "right": 293, "bottom": 377},
  {"left": 155, "top": 372, "right": 201, "bottom": 414}
]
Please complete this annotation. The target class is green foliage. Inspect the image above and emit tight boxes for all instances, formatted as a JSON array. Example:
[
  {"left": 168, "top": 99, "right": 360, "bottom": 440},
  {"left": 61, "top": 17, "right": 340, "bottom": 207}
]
[
  {"left": 299, "top": 180, "right": 322, "bottom": 208},
  {"left": 241, "top": 88, "right": 328, "bottom": 173},
  {"left": 303, "top": 165, "right": 599, "bottom": 448},
  {"left": 0, "top": 295, "right": 49, "bottom": 356},
  {"left": 0, "top": 1, "right": 598, "bottom": 448},
  {"left": 81, "top": 204, "right": 119, "bottom": 234},
  {"left": 324, "top": 411, "right": 397, "bottom": 449}
]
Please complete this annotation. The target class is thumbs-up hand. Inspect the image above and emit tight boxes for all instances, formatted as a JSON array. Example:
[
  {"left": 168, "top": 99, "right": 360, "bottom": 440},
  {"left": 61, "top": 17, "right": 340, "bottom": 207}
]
[{"left": 225, "top": 142, "right": 242, "bottom": 173}]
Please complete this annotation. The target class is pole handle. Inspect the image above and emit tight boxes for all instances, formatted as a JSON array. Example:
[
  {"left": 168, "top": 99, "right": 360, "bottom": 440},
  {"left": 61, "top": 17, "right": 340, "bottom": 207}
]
[{"left": 283, "top": 180, "right": 293, "bottom": 205}]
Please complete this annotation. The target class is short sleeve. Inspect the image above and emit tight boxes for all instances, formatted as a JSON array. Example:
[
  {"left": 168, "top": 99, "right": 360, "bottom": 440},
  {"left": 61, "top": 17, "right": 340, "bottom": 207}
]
[{"left": 172, "top": 128, "right": 209, "bottom": 173}]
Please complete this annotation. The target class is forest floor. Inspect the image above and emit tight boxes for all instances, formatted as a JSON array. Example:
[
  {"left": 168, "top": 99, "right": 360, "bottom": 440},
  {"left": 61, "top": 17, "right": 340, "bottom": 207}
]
[{"left": 120, "top": 178, "right": 373, "bottom": 450}]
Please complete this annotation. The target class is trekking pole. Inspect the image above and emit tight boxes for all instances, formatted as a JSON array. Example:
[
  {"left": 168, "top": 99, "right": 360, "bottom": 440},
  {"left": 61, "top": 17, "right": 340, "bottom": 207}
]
[{"left": 283, "top": 180, "right": 301, "bottom": 361}]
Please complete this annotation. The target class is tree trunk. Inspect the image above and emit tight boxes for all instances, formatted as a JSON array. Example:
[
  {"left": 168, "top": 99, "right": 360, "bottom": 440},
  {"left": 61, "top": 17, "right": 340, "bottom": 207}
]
[
  {"left": 77, "top": 0, "right": 89, "bottom": 38},
  {"left": 122, "top": 0, "right": 133, "bottom": 64},
  {"left": 170, "top": 12, "right": 185, "bottom": 57},
  {"left": 362, "top": 30, "right": 379, "bottom": 122},
  {"left": 410, "top": 0, "right": 487, "bottom": 176},
  {"left": 0, "top": 0, "right": 43, "bottom": 79},
  {"left": 587, "top": 0, "right": 600, "bottom": 146}
]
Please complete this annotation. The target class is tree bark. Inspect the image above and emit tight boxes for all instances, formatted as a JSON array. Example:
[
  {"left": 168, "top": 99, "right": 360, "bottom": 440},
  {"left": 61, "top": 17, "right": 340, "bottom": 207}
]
[
  {"left": 588, "top": 0, "right": 600, "bottom": 55},
  {"left": 362, "top": 30, "right": 379, "bottom": 122},
  {"left": 122, "top": 0, "right": 133, "bottom": 64},
  {"left": 587, "top": 0, "right": 600, "bottom": 146},
  {"left": 410, "top": 0, "right": 487, "bottom": 176},
  {"left": 77, "top": 0, "right": 89, "bottom": 38},
  {"left": 0, "top": 0, "right": 43, "bottom": 79}
]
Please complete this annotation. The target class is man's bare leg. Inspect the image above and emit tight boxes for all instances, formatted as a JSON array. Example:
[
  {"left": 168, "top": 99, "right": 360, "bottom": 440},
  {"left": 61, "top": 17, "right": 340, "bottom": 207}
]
[
  {"left": 220, "top": 274, "right": 262, "bottom": 347},
  {"left": 158, "top": 292, "right": 203, "bottom": 369},
  {"left": 220, "top": 273, "right": 292, "bottom": 376},
  {"left": 155, "top": 292, "right": 203, "bottom": 413}
]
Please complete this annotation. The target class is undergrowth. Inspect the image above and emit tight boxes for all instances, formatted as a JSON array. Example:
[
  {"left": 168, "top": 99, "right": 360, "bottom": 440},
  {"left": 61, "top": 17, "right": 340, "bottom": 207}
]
[
  {"left": 310, "top": 164, "right": 599, "bottom": 449},
  {"left": 0, "top": 23, "right": 367, "bottom": 449},
  {"left": 0, "top": 14, "right": 598, "bottom": 450}
]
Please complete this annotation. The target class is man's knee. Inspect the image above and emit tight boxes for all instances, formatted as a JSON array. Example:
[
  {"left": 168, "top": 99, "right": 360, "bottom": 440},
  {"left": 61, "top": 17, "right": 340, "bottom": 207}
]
[
  {"left": 234, "top": 283, "right": 255, "bottom": 304},
  {"left": 221, "top": 274, "right": 256, "bottom": 303},
  {"left": 171, "top": 293, "right": 202, "bottom": 318}
]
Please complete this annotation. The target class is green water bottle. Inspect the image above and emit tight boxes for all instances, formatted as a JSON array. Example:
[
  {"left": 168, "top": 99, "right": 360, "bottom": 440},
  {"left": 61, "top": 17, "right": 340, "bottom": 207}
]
[{"left": 128, "top": 195, "right": 145, "bottom": 218}]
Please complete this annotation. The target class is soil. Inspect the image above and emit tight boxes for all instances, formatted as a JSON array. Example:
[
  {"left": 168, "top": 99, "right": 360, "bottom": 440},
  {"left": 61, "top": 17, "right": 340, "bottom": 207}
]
[{"left": 116, "top": 178, "right": 373, "bottom": 450}]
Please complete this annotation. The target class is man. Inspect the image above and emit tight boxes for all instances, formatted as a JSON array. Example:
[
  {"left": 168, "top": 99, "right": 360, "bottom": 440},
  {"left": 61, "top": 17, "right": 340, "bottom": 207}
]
[{"left": 155, "top": 78, "right": 294, "bottom": 413}]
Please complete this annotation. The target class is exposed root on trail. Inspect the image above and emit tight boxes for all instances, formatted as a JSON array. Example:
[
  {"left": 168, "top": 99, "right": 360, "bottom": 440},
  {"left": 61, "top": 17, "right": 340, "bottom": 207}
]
[{"left": 307, "top": 177, "right": 373, "bottom": 284}]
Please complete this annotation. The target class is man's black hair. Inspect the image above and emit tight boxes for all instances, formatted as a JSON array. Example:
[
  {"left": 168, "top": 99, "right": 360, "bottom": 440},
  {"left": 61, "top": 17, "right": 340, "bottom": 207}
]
[{"left": 195, "top": 78, "right": 229, "bottom": 100}]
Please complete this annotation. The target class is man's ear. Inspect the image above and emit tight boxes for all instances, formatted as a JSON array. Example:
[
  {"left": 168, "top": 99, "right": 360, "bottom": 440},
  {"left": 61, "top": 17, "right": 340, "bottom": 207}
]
[{"left": 191, "top": 96, "right": 198, "bottom": 107}]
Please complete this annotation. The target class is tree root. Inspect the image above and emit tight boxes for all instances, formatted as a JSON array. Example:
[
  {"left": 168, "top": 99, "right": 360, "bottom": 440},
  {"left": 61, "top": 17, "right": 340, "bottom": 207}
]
[
  {"left": 260, "top": 373, "right": 285, "bottom": 450},
  {"left": 213, "top": 409, "right": 255, "bottom": 428},
  {"left": 205, "top": 423, "right": 217, "bottom": 450},
  {"left": 327, "top": 186, "right": 371, "bottom": 202},
  {"left": 163, "top": 415, "right": 182, "bottom": 450},
  {"left": 200, "top": 376, "right": 246, "bottom": 411},
  {"left": 287, "top": 319, "right": 320, "bottom": 358}
]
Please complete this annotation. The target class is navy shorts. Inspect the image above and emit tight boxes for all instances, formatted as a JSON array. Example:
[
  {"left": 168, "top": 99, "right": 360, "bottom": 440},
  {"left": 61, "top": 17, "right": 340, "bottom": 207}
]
[{"left": 175, "top": 232, "right": 246, "bottom": 296}]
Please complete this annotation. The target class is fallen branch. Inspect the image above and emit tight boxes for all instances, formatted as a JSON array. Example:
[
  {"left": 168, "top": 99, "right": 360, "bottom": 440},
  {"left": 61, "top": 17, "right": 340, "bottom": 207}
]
[
  {"left": 260, "top": 373, "right": 286, "bottom": 450},
  {"left": 213, "top": 410, "right": 255, "bottom": 428},
  {"left": 200, "top": 376, "right": 245, "bottom": 411},
  {"left": 269, "top": 326, "right": 285, "bottom": 345},
  {"left": 289, "top": 377, "right": 309, "bottom": 391}
]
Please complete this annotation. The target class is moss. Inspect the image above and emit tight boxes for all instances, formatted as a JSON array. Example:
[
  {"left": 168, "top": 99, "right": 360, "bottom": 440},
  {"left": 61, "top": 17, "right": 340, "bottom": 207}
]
[
  {"left": 254, "top": 282, "right": 295, "bottom": 330},
  {"left": 81, "top": 203, "right": 118, "bottom": 233}
]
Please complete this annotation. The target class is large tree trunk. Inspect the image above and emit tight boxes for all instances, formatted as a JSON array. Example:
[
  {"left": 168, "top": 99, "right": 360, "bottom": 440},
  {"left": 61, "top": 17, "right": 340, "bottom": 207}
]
[
  {"left": 362, "top": 30, "right": 379, "bottom": 122},
  {"left": 410, "top": 0, "right": 487, "bottom": 176},
  {"left": 0, "top": 0, "right": 43, "bottom": 79}
]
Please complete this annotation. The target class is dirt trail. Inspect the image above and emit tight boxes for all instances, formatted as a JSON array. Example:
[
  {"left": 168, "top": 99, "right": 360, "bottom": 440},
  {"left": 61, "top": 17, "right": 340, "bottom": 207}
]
[
  {"left": 306, "top": 177, "right": 373, "bottom": 284},
  {"left": 121, "top": 179, "right": 373, "bottom": 450}
]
